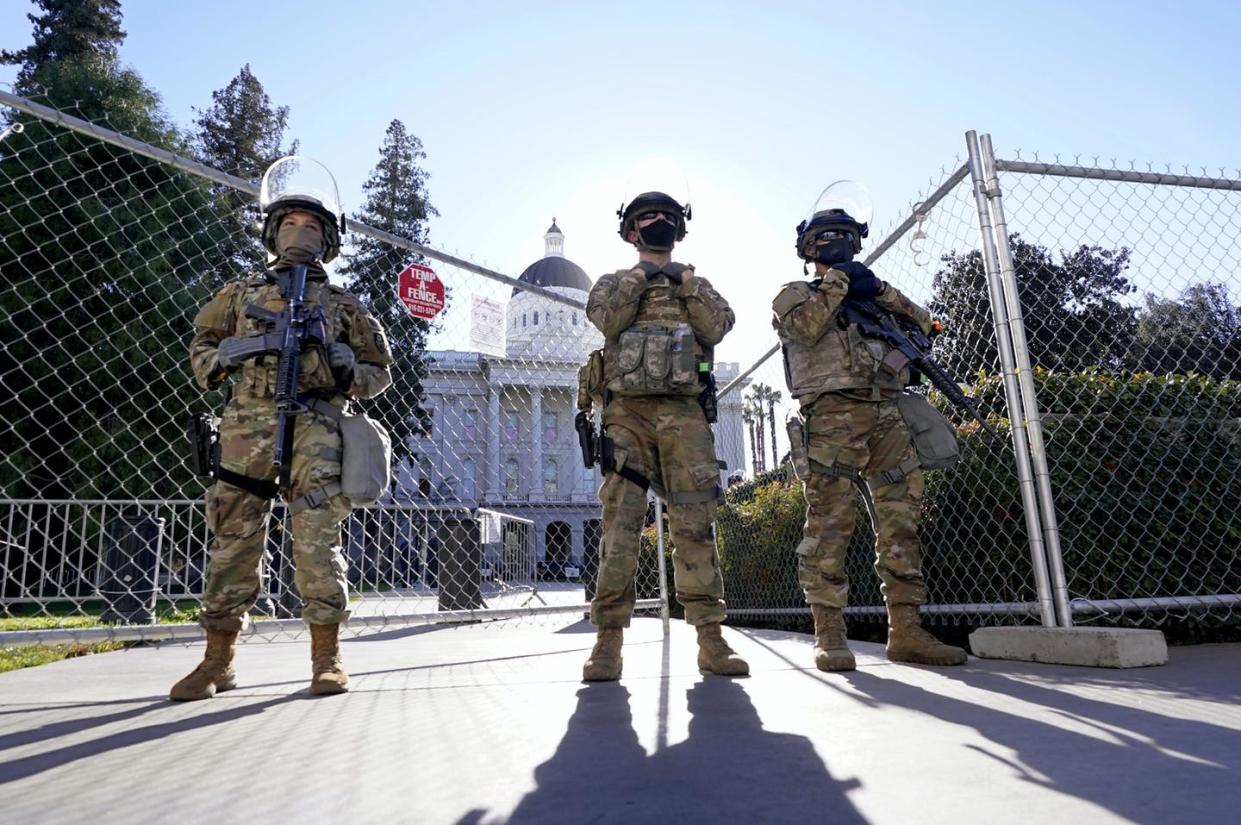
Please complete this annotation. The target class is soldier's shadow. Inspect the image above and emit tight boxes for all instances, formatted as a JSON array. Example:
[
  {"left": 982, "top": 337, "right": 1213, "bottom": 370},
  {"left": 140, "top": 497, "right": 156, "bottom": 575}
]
[{"left": 476, "top": 677, "right": 867, "bottom": 825}]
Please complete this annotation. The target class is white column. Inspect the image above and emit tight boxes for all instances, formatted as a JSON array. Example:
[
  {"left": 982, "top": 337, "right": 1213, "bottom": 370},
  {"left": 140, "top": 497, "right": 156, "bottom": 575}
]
[
  {"left": 486, "top": 386, "right": 501, "bottom": 499},
  {"left": 530, "top": 386, "right": 543, "bottom": 501}
]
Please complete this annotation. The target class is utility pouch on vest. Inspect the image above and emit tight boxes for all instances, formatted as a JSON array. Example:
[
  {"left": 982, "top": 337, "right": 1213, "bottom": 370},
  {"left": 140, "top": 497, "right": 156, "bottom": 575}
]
[
  {"left": 895, "top": 391, "right": 959, "bottom": 472},
  {"left": 786, "top": 414, "right": 811, "bottom": 479},
  {"left": 615, "top": 323, "right": 698, "bottom": 395},
  {"left": 578, "top": 348, "right": 605, "bottom": 411}
]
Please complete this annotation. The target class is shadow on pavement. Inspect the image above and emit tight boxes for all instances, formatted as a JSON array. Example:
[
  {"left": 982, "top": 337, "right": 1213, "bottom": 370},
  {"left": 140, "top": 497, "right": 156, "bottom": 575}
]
[
  {"left": 463, "top": 677, "right": 867, "bottom": 825},
  {"left": 842, "top": 665, "right": 1240, "bottom": 825},
  {"left": 0, "top": 693, "right": 306, "bottom": 784}
]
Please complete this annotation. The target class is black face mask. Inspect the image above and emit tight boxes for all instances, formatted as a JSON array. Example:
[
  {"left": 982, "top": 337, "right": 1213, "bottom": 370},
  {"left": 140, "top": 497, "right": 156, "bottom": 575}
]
[
  {"left": 636, "top": 220, "right": 678, "bottom": 251},
  {"left": 815, "top": 238, "right": 855, "bottom": 266}
]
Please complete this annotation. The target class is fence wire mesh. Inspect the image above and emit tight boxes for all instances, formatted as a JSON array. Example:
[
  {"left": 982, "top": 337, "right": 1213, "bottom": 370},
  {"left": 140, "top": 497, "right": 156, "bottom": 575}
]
[
  {"left": 2, "top": 87, "right": 1237, "bottom": 646},
  {"left": 713, "top": 162, "right": 1044, "bottom": 626},
  {"left": 0, "top": 89, "right": 670, "bottom": 643},
  {"left": 984, "top": 157, "right": 1241, "bottom": 626}
]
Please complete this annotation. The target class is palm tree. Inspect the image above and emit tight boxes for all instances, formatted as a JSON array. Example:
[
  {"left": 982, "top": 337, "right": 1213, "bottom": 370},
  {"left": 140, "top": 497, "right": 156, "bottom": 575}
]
[
  {"left": 742, "top": 398, "right": 759, "bottom": 476},
  {"left": 766, "top": 387, "right": 782, "bottom": 471},
  {"left": 747, "top": 385, "right": 772, "bottom": 473}
]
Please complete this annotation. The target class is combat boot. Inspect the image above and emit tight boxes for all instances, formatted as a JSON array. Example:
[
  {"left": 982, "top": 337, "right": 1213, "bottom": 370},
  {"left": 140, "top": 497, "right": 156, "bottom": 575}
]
[
  {"left": 309, "top": 623, "right": 350, "bottom": 695},
  {"left": 582, "top": 627, "right": 623, "bottom": 681},
  {"left": 169, "top": 629, "right": 238, "bottom": 701},
  {"left": 811, "top": 604, "right": 856, "bottom": 672},
  {"left": 696, "top": 623, "right": 750, "bottom": 676},
  {"left": 885, "top": 604, "right": 967, "bottom": 666}
]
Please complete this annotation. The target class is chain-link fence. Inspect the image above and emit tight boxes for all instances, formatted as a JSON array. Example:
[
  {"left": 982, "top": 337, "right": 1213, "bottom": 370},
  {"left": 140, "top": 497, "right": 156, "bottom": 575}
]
[
  {"left": 3, "top": 86, "right": 1238, "bottom": 646},
  {"left": 0, "top": 87, "right": 672, "bottom": 644},
  {"left": 711, "top": 135, "right": 1240, "bottom": 630}
]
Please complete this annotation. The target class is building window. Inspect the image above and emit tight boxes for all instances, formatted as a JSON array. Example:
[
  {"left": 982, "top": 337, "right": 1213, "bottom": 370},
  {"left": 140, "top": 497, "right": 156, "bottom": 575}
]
[
  {"left": 582, "top": 466, "right": 596, "bottom": 493},
  {"left": 463, "top": 408, "right": 478, "bottom": 440},
  {"left": 463, "top": 459, "right": 476, "bottom": 499},
  {"left": 505, "top": 458, "right": 520, "bottom": 495},
  {"left": 542, "top": 411, "right": 557, "bottom": 443},
  {"left": 533, "top": 311, "right": 540, "bottom": 326},
  {"left": 522, "top": 314, "right": 527, "bottom": 328},
  {"left": 504, "top": 410, "right": 519, "bottom": 440},
  {"left": 543, "top": 459, "right": 558, "bottom": 497},
  {"left": 572, "top": 312, "right": 578, "bottom": 326}
]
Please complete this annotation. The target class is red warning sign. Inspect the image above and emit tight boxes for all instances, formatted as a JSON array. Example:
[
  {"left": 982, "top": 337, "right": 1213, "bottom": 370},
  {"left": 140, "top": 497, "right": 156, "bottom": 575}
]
[{"left": 397, "top": 263, "right": 445, "bottom": 320}]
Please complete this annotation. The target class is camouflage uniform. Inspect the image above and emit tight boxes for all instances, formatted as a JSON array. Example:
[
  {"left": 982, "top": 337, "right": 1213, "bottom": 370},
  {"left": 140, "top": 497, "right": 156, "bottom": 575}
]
[
  {"left": 190, "top": 270, "right": 393, "bottom": 631},
  {"left": 772, "top": 266, "right": 934, "bottom": 610},
  {"left": 587, "top": 266, "right": 734, "bottom": 627}
]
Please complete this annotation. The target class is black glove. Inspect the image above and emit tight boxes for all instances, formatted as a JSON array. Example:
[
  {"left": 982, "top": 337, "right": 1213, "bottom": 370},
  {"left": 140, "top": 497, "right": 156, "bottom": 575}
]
[
  {"left": 835, "top": 261, "right": 885, "bottom": 300},
  {"left": 328, "top": 342, "right": 356, "bottom": 380}
]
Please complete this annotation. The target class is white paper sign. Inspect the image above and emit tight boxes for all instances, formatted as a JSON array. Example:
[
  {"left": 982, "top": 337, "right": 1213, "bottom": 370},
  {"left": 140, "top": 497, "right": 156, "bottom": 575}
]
[{"left": 470, "top": 294, "right": 507, "bottom": 357}]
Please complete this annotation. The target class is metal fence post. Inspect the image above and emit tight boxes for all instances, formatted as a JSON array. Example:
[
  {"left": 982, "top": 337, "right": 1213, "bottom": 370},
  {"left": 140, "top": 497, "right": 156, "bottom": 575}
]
[
  {"left": 966, "top": 131, "right": 1058, "bottom": 627},
  {"left": 977, "top": 133, "right": 1074, "bottom": 626}
]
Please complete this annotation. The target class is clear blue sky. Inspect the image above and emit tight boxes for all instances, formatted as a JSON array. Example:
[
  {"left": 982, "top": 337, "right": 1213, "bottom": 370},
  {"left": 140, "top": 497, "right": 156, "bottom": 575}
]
[{"left": 3, "top": 0, "right": 1239, "bottom": 359}]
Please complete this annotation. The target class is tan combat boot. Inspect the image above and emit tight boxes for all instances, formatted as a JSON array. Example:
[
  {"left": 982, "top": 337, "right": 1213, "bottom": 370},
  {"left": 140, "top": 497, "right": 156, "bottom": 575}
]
[
  {"left": 582, "top": 627, "right": 623, "bottom": 681},
  {"left": 309, "top": 623, "right": 350, "bottom": 695},
  {"left": 886, "top": 604, "right": 967, "bottom": 666},
  {"left": 169, "top": 629, "right": 238, "bottom": 701},
  {"left": 696, "top": 623, "right": 750, "bottom": 676},
  {"left": 811, "top": 604, "right": 856, "bottom": 672}
]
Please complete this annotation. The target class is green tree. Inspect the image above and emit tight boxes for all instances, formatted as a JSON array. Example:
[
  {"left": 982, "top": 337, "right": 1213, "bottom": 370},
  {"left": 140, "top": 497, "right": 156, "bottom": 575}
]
[
  {"left": 1136, "top": 282, "right": 1241, "bottom": 380},
  {"left": 192, "top": 64, "right": 295, "bottom": 281},
  {"left": 340, "top": 119, "right": 438, "bottom": 465},
  {"left": 0, "top": 2, "right": 217, "bottom": 500},
  {"left": 1, "top": 0, "right": 125, "bottom": 88},
  {"left": 927, "top": 236, "right": 1138, "bottom": 377}
]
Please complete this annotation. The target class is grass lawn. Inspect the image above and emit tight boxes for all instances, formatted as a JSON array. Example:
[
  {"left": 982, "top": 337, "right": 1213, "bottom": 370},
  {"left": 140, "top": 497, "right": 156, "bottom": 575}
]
[{"left": 0, "top": 616, "right": 125, "bottom": 674}]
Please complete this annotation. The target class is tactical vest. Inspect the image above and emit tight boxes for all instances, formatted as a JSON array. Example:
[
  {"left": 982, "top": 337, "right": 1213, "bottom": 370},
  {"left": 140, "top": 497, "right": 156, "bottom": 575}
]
[
  {"left": 781, "top": 305, "right": 910, "bottom": 404},
  {"left": 227, "top": 277, "right": 344, "bottom": 399},
  {"left": 603, "top": 274, "right": 704, "bottom": 398}
]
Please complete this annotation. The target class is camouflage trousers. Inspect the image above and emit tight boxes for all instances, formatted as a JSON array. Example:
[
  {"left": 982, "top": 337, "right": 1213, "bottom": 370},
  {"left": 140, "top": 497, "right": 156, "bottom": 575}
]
[
  {"left": 591, "top": 396, "right": 726, "bottom": 628},
  {"left": 200, "top": 395, "right": 352, "bottom": 631},
  {"left": 798, "top": 392, "right": 927, "bottom": 609}
]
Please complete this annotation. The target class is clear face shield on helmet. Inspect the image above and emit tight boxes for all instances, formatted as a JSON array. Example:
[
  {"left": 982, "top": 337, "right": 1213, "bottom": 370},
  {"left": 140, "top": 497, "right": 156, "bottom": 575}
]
[
  {"left": 259, "top": 155, "right": 345, "bottom": 263},
  {"left": 618, "top": 157, "right": 692, "bottom": 251},
  {"left": 797, "top": 179, "right": 874, "bottom": 265}
]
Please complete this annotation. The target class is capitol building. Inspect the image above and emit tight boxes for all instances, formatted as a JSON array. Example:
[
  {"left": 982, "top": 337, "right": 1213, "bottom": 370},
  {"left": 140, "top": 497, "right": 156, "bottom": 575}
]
[{"left": 394, "top": 221, "right": 747, "bottom": 574}]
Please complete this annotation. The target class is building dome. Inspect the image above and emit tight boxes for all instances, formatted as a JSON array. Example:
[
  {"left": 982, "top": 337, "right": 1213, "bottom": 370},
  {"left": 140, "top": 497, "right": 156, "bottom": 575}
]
[
  {"left": 506, "top": 219, "right": 601, "bottom": 362},
  {"left": 512, "top": 257, "right": 592, "bottom": 295},
  {"left": 512, "top": 218, "right": 592, "bottom": 295}
]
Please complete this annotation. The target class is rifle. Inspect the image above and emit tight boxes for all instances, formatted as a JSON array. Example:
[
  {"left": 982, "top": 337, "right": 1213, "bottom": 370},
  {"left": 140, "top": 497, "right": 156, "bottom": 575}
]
[
  {"left": 241, "top": 264, "right": 328, "bottom": 489},
  {"left": 839, "top": 298, "right": 999, "bottom": 437}
]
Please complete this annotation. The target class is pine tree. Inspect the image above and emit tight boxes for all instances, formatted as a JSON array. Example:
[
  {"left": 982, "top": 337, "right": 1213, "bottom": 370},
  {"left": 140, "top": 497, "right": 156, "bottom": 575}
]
[
  {"left": 340, "top": 119, "right": 439, "bottom": 466},
  {"left": 0, "top": 0, "right": 217, "bottom": 501},
  {"left": 192, "top": 64, "right": 295, "bottom": 280},
  {"left": 1, "top": 0, "right": 125, "bottom": 88}
]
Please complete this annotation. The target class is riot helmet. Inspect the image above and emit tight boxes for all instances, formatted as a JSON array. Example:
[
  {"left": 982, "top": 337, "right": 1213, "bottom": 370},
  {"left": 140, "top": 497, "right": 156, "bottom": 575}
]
[
  {"left": 259, "top": 155, "right": 346, "bottom": 263},
  {"left": 795, "top": 180, "right": 872, "bottom": 266},
  {"left": 617, "top": 159, "right": 691, "bottom": 252}
]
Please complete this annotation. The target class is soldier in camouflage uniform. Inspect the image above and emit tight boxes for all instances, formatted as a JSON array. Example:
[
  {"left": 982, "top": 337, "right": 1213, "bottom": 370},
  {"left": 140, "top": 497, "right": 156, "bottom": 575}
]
[
  {"left": 582, "top": 190, "right": 748, "bottom": 681},
  {"left": 772, "top": 181, "right": 967, "bottom": 671},
  {"left": 170, "top": 157, "right": 393, "bottom": 701}
]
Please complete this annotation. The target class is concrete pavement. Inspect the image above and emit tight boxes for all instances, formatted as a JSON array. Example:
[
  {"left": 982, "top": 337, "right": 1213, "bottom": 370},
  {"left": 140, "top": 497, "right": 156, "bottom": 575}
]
[{"left": 1, "top": 617, "right": 1237, "bottom": 824}]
